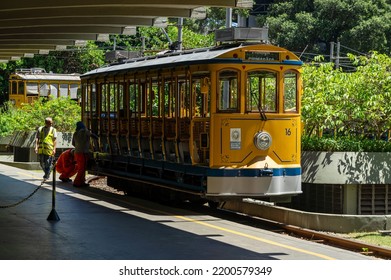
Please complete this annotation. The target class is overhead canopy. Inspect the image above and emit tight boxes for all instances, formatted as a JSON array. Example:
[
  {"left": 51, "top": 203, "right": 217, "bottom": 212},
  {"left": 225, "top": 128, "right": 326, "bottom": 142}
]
[{"left": 0, "top": 0, "right": 253, "bottom": 62}]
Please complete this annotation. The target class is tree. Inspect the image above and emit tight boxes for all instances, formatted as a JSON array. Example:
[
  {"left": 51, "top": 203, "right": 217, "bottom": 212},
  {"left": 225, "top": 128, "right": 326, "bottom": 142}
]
[
  {"left": 259, "top": 0, "right": 391, "bottom": 55},
  {"left": 302, "top": 53, "right": 391, "bottom": 140}
]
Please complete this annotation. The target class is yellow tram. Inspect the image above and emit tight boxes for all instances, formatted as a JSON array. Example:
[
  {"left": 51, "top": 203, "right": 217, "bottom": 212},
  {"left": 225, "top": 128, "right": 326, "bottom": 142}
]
[
  {"left": 8, "top": 68, "right": 80, "bottom": 108},
  {"left": 81, "top": 28, "right": 303, "bottom": 204}
]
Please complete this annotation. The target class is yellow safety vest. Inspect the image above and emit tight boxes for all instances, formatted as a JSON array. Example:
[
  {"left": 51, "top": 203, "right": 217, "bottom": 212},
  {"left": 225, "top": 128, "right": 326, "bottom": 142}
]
[{"left": 38, "top": 126, "right": 55, "bottom": 156}]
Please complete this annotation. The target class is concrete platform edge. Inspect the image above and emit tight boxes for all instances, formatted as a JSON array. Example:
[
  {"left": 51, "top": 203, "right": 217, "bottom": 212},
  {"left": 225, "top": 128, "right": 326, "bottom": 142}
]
[
  {"left": 222, "top": 199, "right": 391, "bottom": 233},
  {"left": 0, "top": 160, "right": 40, "bottom": 170}
]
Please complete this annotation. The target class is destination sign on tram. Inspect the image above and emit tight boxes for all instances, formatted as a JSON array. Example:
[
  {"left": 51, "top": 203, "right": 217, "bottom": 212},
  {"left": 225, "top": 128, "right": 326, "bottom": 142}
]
[{"left": 245, "top": 51, "right": 280, "bottom": 61}]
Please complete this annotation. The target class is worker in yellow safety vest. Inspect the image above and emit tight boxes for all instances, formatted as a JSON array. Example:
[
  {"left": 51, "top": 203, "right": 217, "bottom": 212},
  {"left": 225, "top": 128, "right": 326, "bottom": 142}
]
[{"left": 34, "top": 117, "right": 57, "bottom": 180}]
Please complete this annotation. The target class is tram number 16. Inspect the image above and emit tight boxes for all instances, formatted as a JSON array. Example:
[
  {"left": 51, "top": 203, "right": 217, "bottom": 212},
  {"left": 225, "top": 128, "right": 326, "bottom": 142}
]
[{"left": 285, "top": 128, "right": 291, "bottom": 136}]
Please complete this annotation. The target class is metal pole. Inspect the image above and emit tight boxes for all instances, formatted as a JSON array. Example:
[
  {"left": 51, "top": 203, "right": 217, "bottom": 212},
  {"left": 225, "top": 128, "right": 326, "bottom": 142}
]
[
  {"left": 47, "top": 159, "right": 60, "bottom": 221},
  {"left": 330, "top": 42, "right": 334, "bottom": 63},
  {"left": 336, "top": 41, "right": 340, "bottom": 69},
  {"left": 226, "top": 8, "right": 232, "bottom": 28},
  {"left": 177, "top": 18, "right": 183, "bottom": 52}
]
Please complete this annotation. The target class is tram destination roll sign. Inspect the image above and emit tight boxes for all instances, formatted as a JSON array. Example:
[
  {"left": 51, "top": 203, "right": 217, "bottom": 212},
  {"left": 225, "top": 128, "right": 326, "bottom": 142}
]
[{"left": 245, "top": 51, "right": 279, "bottom": 61}]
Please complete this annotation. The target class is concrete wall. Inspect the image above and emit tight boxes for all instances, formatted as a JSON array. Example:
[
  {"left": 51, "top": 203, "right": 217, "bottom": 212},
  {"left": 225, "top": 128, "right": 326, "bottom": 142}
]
[
  {"left": 10, "top": 131, "right": 73, "bottom": 162},
  {"left": 302, "top": 151, "right": 391, "bottom": 184}
]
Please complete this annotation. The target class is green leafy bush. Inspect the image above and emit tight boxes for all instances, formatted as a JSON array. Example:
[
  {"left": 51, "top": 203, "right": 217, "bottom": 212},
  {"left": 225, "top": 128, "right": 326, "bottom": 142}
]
[
  {"left": 0, "top": 98, "right": 81, "bottom": 136},
  {"left": 302, "top": 135, "right": 391, "bottom": 152}
]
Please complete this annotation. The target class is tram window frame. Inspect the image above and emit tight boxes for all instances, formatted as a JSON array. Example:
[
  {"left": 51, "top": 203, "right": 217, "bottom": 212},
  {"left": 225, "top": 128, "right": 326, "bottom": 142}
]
[
  {"left": 101, "top": 83, "right": 108, "bottom": 117},
  {"left": 178, "top": 74, "right": 190, "bottom": 118},
  {"left": 70, "top": 83, "right": 79, "bottom": 100},
  {"left": 39, "top": 83, "right": 51, "bottom": 97},
  {"left": 246, "top": 70, "right": 278, "bottom": 113},
  {"left": 91, "top": 83, "right": 97, "bottom": 114},
  {"left": 192, "top": 75, "right": 210, "bottom": 118},
  {"left": 118, "top": 81, "right": 125, "bottom": 117},
  {"left": 11, "top": 81, "right": 23, "bottom": 95},
  {"left": 163, "top": 76, "right": 175, "bottom": 118},
  {"left": 26, "top": 82, "right": 39, "bottom": 95},
  {"left": 109, "top": 82, "right": 117, "bottom": 118},
  {"left": 283, "top": 71, "right": 299, "bottom": 113},
  {"left": 83, "top": 83, "right": 90, "bottom": 114},
  {"left": 128, "top": 79, "right": 138, "bottom": 115},
  {"left": 59, "top": 83, "right": 69, "bottom": 98},
  {"left": 11, "top": 81, "right": 16, "bottom": 94},
  {"left": 217, "top": 69, "right": 240, "bottom": 113},
  {"left": 139, "top": 80, "right": 148, "bottom": 116},
  {"left": 51, "top": 84, "right": 59, "bottom": 97},
  {"left": 150, "top": 79, "right": 160, "bottom": 117}
]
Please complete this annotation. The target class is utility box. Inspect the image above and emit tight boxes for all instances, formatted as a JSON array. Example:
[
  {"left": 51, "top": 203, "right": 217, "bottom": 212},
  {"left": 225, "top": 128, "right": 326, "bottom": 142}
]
[
  {"left": 0, "top": 135, "right": 12, "bottom": 152},
  {"left": 215, "top": 27, "right": 269, "bottom": 43}
]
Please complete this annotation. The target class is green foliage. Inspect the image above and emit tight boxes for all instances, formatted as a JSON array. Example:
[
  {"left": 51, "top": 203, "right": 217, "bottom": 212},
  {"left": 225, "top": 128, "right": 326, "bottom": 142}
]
[
  {"left": 136, "top": 24, "right": 214, "bottom": 52},
  {"left": 0, "top": 98, "right": 81, "bottom": 136},
  {"left": 302, "top": 52, "right": 391, "bottom": 151},
  {"left": 302, "top": 135, "right": 391, "bottom": 152},
  {"left": 260, "top": 0, "right": 391, "bottom": 54},
  {"left": 302, "top": 52, "right": 391, "bottom": 140}
]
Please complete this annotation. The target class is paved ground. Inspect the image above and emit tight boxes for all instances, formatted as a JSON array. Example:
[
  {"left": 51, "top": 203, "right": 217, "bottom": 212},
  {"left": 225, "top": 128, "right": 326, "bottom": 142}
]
[{"left": 0, "top": 162, "right": 379, "bottom": 261}]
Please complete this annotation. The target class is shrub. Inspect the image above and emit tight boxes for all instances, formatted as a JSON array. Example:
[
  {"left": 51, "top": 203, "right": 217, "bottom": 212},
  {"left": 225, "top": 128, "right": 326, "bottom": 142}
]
[{"left": 0, "top": 98, "right": 81, "bottom": 136}]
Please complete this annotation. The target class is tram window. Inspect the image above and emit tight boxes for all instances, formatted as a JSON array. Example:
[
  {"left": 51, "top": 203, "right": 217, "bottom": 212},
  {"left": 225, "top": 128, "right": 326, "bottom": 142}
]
[
  {"left": 218, "top": 70, "right": 239, "bottom": 112},
  {"left": 11, "top": 81, "right": 16, "bottom": 94},
  {"left": 192, "top": 77, "right": 210, "bottom": 117},
  {"left": 163, "top": 80, "right": 175, "bottom": 117},
  {"left": 284, "top": 71, "right": 298, "bottom": 112},
  {"left": 70, "top": 84, "right": 78, "bottom": 99},
  {"left": 19, "top": 82, "right": 24, "bottom": 95},
  {"left": 101, "top": 84, "right": 108, "bottom": 116},
  {"left": 26, "top": 82, "right": 39, "bottom": 95},
  {"left": 11, "top": 81, "right": 22, "bottom": 94},
  {"left": 109, "top": 83, "right": 116, "bottom": 117},
  {"left": 91, "top": 84, "right": 97, "bottom": 113},
  {"left": 246, "top": 70, "right": 277, "bottom": 112},
  {"left": 150, "top": 82, "right": 160, "bottom": 117},
  {"left": 39, "top": 83, "right": 50, "bottom": 97},
  {"left": 51, "top": 84, "right": 59, "bottom": 97},
  {"left": 139, "top": 82, "right": 147, "bottom": 116},
  {"left": 59, "top": 84, "right": 69, "bottom": 97},
  {"left": 178, "top": 79, "right": 190, "bottom": 117},
  {"left": 129, "top": 81, "right": 138, "bottom": 114},
  {"left": 83, "top": 84, "right": 90, "bottom": 113},
  {"left": 118, "top": 83, "right": 125, "bottom": 117}
]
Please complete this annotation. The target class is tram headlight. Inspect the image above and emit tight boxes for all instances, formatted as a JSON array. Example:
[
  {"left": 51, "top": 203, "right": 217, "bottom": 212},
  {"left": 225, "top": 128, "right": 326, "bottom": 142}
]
[{"left": 254, "top": 131, "right": 272, "bottom": 150}]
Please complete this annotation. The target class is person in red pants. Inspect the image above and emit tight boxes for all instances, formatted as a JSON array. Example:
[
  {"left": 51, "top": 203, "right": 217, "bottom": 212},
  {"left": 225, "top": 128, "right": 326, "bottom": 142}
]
[
  {"left": 55, "top": 148, "right": 77, "bottom": 183},
  {"left": 72, "top": 121, "right": 98, "bottom": 187}
]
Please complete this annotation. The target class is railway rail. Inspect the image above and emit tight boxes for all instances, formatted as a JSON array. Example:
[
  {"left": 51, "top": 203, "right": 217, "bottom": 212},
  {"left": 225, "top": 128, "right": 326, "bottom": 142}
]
[
  {"left": 87, "top": 175, "right": 391, "bottom": 260},
  {"left": 251, "top": 216, "right": 391, "bottom": 260}
]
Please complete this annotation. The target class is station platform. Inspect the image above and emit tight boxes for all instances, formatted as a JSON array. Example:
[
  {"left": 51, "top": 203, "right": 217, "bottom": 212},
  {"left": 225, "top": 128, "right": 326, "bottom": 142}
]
[
  {"left": 0, "top": 162, "right": 144, "bottom": 260},
  {"left": 0, "top": 159, "right": 383, "bottom": 262}
]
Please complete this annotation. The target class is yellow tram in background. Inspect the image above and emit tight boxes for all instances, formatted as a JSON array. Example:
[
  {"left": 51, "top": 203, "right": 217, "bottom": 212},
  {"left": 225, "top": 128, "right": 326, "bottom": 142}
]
[
  {"left": 81, "top": 28, "right": 303, "bottom": 205},
  {"left": 8, "top": 68, "right": 80, "bottom": 108}
]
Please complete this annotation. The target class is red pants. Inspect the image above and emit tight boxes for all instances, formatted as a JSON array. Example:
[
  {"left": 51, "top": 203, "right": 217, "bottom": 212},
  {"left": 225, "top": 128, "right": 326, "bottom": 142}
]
[{"left": 74, "top": 153, "right": 88, "bottom": 186}]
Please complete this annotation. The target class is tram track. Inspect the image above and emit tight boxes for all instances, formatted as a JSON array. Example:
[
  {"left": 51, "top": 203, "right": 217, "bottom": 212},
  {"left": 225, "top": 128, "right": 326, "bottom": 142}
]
[
  {"left": 202, "top": 204, "right": 391, "bottom": 260},
  {"left": 250, "top": 215, "right": 391, "bottom": 260},
  {"left": 87, "top": 175, "right": 391, "bottom": 260}
]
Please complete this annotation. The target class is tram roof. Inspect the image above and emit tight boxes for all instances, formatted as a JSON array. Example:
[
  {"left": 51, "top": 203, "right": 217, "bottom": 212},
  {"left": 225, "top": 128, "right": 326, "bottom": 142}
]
[
  {"left": 81, "top": 43, "right": 302, "bottom": 79},
  {"left": 0, "top": 1, "right": 252, "bottom": 62},
  {"left": 11, "top": 73, "right": 81, "bottom": 82}
]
